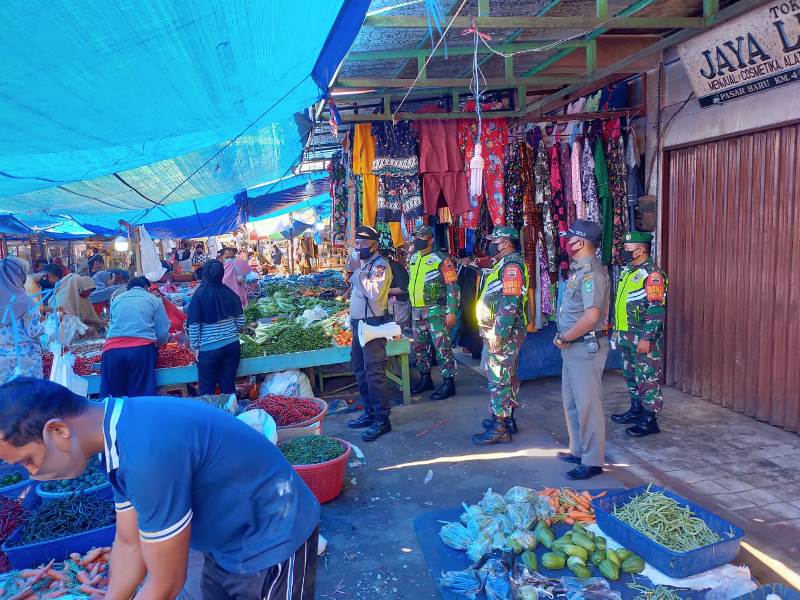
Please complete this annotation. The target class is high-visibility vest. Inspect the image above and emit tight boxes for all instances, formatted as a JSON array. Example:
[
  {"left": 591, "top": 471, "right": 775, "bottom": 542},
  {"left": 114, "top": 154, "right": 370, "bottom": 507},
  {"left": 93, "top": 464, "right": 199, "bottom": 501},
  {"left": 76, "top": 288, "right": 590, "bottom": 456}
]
[
  {"left": 614, "top": 266, "right": 647, "bottom": 332},
  {"left": 477, "top": 255, "right": 529, "bottom": 327},
  {"left": 407, "top": 251, "right": 444, "bottom": 308}
]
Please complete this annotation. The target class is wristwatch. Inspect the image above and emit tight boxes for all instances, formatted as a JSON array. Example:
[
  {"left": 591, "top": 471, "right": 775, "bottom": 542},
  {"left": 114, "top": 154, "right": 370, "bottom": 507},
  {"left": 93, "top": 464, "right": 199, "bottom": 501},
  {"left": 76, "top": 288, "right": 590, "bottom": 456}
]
[{"left": 557, "top": 335, "right": 573, "bottom": 345}]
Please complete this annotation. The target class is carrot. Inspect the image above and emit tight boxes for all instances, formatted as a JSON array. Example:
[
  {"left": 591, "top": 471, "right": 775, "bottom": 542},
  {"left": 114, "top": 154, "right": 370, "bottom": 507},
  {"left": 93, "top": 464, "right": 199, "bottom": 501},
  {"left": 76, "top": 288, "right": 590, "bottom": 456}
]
[
  {"left": 89, "top": 574, "right": 104, "bottom": 586},
  {"left": 563, "top": 517, "right": 575, "bottom": 525},
  {"left": 78, "top": 584, "right": 106, "bottom": 595},
  {"left": 69, "top": 553, "right": 82, "bottom": 562},
  {"left": 8, "top": 588, "right": 34, "bottom": 600},
  {"left": 90, "top": 563, "right": 100, "bottom": 578},
  {"left": 82, "top": 548, "right": 103, "bottom": 566},
  {"left": 581, "top": 490, "right": 593, "bottom": 503},
  {"left": 572, "top": 495, "right": 592, "bottom": 511},
  {"left": 76, "top": 571, "right": 91, "bottom": 584},
  {"left": 46, "top": 569, "right": 65, "bottom": 581},
  {"left": 42, "top": 591, "right": 67, "bottom": 599},
  {"left": 567, "top": 510, "right": 589, "bottom": 519},
  {"left": 590, "top": 490, "right": 607, "bottom": 500}
]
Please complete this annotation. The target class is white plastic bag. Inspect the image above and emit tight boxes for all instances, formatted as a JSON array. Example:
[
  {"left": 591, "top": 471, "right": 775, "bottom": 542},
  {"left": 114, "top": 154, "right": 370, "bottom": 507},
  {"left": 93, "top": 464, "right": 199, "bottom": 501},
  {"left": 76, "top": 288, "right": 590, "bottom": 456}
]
[
  {"left": 43, "top": 313, "right": 88, "bottom": 348},
  {"left": 48, "top": 343, "right": 88, "bottom": 396},
  {"left": 296, "top": 306, "right": 328, "bottom": 327},
  {"left": 259, "top": 369, "right": 313, "bottom": 397},
  {"left": 138, "top": 226, "right": 167, "bottom": 283},
  {"left": 237, "top": 409, "right": 278, "bottom": 444}
]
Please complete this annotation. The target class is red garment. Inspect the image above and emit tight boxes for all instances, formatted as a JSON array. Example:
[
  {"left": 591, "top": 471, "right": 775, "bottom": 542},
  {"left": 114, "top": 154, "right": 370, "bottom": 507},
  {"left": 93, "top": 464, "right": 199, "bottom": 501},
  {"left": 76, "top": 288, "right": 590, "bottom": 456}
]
[
  {"left": 422, "top": 172, "right": 469, "bottom": 216},
  {"left": 103, "top": 337, "right": 153, "bottom": 352},
  {"left": 162, "top": 297, "right": 187, "bottom": 334},
  {"left": 458, "top": 112, "right": 508, "bottom": 228},
  {"left": 415, "top": 105, "right": 467, "bottom": 216}
]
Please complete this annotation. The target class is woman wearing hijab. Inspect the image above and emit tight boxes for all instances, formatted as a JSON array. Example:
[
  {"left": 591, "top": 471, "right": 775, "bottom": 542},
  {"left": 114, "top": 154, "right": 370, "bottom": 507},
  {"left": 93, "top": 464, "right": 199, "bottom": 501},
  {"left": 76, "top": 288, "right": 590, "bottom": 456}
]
[
  {"left": 101, "top": 276, "right": 170, "bottom": 397},
  {"left": 149, "top": 284, "right": 187, "bottom": 334},
  {"left": 188, "top": 260, "right": 244, "bottom": 394},
  {"left": 53, "top": 273, "right": 106, "bottom": 331},
  {"left": 222, "top": 248, "right": 251, "bottom": 308},
  {"left": 89, "top": 270, "right": 124, "bottom": 314},
  {"left": 0, "top": 257, "right": 44, "bottom": 383}
]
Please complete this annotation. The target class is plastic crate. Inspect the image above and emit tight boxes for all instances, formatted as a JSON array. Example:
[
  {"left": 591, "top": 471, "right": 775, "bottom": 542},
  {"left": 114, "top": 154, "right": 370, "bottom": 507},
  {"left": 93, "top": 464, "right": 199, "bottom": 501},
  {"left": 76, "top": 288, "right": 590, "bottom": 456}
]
[
  {"left": 0, "top": 464, "right": 39, "bottom": 510},
  {"left": 733, "top": 585, "right": 800, "bottom": 600},
  {"left": 593, "top": 485, "right": 744, "bottom": 578},
  {"left": 36, "top": 481, "right": 111, "bottom": 502},
  {"left": 2, "top": 524, "right": 115, "bottom": 570}
]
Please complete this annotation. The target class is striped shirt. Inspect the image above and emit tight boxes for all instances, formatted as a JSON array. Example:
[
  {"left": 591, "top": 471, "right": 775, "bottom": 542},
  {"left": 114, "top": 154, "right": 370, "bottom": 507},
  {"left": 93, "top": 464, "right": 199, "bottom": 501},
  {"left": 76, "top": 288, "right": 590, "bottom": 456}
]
[{"left": 187, "top": 315, "right": 244, "bottom": 351}]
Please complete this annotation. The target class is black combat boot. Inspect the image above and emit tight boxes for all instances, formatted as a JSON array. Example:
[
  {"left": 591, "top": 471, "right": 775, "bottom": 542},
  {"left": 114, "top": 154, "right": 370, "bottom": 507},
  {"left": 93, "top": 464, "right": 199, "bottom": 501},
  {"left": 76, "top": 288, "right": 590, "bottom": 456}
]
[
  {"left": 611, "top": 399, "right": 644, "bottom": 424},
  {"left": 362, "top": 419, "right": 392, "bottom": 442},
  {"left": 430, "top": 377, "right": 455, "bottom": 400},
  {"left": 411, "top": 372, "right": 435, "bottom": 394},
  {"left": 347, "top": 412, "right": 374, "bottom": 429},
  {"left": 482, "top": 409, "right": 518, "bottom": 434},
  {"left": 626, "top": 411, "right": 660, "bottom": 437},
  {"left": 472, "top": 419, "right": 512, "bottom": 446}
]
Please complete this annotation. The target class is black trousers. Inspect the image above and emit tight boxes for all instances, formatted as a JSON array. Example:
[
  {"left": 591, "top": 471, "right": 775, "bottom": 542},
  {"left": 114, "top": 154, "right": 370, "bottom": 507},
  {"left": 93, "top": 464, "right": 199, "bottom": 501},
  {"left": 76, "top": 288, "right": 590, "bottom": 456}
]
[
  {"left": 198, "top": 340, "right": 241, "bottom": 395},
  {"left": 350, "top": 318, "right": 391, "bottom": 422},
  {"left": 201, "top": 526, "right": 319, "bottom": 600},
  {"left": 100, "top": 344, "right": 157, "bottom": 397}
]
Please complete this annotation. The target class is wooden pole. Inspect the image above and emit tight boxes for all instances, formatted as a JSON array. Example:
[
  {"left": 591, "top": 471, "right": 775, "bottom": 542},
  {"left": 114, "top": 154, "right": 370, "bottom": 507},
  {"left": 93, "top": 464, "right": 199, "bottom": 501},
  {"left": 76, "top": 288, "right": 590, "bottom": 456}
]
[
  {"left": 288, "top": 213, "right": 295, "bottom": 276},
  {"left": 0, "top": 234, "right": 6, "bottom": 259},
  {"left": 133, "top": 227, "right": 143, "bottom": 276}
]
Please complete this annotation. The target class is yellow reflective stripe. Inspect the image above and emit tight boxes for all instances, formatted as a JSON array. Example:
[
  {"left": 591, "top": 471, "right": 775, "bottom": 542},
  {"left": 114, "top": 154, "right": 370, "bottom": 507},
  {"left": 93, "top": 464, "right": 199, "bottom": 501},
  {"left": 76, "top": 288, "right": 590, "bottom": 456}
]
[{"left": 408, "top": 252, "right": 442, "bottom": 308}]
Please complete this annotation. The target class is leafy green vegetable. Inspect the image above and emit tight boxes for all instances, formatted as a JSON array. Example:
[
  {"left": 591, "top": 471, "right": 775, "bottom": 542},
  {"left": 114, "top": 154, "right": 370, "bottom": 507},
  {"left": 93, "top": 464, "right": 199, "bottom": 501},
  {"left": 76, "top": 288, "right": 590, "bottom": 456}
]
[{"left": 280, "top": 435, "right": 345, "bottom": 465}]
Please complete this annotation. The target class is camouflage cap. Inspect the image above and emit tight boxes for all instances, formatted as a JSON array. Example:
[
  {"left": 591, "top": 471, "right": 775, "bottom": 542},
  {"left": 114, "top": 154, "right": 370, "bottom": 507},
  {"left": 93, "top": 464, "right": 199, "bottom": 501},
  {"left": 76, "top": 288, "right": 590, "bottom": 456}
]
[
  {"left": 624, "top": 231, "right": 653, "bottom": 244},
  {"left": 415, "top": 225, "right": 434, "bottom": 238},
  {"left": 489, "top": 225, "right": 520, "bottom": 241}
]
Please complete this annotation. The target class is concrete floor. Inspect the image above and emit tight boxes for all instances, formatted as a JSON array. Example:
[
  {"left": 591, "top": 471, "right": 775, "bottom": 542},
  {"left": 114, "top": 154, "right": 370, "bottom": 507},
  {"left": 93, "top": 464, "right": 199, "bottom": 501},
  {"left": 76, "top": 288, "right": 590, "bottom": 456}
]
[{"left": 316, "top": 354, "right": 800, "bottom": 599}]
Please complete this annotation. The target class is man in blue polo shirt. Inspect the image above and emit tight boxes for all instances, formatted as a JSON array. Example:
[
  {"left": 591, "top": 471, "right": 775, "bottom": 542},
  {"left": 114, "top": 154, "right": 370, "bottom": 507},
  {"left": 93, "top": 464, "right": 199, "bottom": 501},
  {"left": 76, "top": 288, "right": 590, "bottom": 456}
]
[{"left": 0, "top": 377, "right": 320, "bottom": 599}]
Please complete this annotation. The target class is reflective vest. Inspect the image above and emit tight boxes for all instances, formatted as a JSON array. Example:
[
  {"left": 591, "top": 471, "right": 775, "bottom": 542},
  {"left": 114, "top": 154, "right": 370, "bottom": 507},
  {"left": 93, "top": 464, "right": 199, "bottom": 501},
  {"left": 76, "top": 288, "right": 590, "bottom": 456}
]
[
  {"left": 476, "top": 255, "right": 529, "bottom": 327},
  {"left": 614, "top": 264, "right": 662, "bottom": 332},
  {"left": 408, "top": 251, "right": 444, "bottom": 308}
]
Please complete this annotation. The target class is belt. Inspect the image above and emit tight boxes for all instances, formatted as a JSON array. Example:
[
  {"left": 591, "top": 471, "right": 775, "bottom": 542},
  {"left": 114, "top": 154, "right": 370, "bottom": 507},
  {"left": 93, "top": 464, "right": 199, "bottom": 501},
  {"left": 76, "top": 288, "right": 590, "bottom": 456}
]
[{"left": 562, "top": 330, "right": 608, "bottom": 344}]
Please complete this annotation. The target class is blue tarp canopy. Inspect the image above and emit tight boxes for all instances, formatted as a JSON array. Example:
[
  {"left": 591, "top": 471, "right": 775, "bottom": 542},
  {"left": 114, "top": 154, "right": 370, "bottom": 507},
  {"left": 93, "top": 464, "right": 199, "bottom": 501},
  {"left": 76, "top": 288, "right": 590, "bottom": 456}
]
[
  {"left": 0, "top": 215, "right": 32, "bottom": 236},
  {"left": 0, "top": 0, "right": 367, "bottom": 221}
]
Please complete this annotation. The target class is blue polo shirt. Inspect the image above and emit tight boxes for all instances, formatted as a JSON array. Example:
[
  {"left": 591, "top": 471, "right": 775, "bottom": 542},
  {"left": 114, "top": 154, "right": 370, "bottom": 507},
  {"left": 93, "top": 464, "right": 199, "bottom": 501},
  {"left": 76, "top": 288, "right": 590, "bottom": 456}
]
[{"left": 102, "top": 396, "right": 320, "bottom": 573}]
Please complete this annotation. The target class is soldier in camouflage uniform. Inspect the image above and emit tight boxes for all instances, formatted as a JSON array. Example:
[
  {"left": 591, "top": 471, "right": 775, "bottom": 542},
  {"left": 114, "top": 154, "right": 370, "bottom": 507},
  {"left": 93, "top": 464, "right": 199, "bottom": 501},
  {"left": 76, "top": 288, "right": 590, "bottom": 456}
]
[
  {"left": 611, "top": 231, "right": 668, "bottom": 437},
  {"left": 407, "top": 226, "right": 460, "bottom": 400},
  {"left": 472, "top": 226, "right": 529, "bottom": 446}
]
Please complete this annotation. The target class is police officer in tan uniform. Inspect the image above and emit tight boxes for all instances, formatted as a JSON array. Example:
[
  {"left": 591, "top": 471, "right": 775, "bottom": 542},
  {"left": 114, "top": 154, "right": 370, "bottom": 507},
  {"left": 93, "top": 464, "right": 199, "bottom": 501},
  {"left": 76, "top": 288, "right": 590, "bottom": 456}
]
[{"left": 554, "top": 220, "right": 610, "bottom": 480}]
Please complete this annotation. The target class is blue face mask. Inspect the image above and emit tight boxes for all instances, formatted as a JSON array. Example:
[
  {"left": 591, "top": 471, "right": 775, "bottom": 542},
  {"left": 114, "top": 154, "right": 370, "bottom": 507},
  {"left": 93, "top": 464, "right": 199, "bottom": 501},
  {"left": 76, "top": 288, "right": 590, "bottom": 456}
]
[{"left": 358, "top": 247, "right": 373, "bottom": 260}]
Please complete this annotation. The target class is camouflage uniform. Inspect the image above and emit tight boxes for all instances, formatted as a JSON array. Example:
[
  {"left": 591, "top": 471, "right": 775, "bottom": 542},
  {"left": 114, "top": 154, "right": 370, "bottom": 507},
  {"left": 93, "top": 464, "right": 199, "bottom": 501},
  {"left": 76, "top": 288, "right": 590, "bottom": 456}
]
[
  {"left": 613, "top": 257, "right": 668, "bottom": 413},
  {"left": 476, "top": 251, "right": 529, "bottom": 417},
  {"left": 408, "top": 249, "right": 460, "bottom": 379}
]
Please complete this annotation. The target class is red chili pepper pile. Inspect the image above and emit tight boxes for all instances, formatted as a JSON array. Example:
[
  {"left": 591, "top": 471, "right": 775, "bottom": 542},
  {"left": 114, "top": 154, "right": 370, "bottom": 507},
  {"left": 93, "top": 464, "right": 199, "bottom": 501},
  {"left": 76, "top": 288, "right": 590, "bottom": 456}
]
[
  {"left": 156, "top": 345, "right": 195, "bottom": 368},
  {"left": 0, "top": 496, "right": 29, "bottom": 573},
  {"left": 246, "top": 395, "right": 321, "bottom": 426},
  {"left": 42, "top": 352, "right": 54, "bottom": 378},
  {"left": 41, "top": 353, "right": 94, "bottom": 377}
]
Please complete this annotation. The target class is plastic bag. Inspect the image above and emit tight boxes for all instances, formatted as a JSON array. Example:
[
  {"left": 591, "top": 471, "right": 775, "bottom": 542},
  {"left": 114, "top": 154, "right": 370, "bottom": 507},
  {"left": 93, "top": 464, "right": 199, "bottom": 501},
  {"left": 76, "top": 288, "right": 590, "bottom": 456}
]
[
  {"left": 504, "top": 486, "right": 536, "bottom": 504},
  {"left": 439, "top": 522, "right": 473, "bottom": 550},
  {"left": 466, "top": 538, "right": 492, "bottom": 564},
  {"left": 138, "top": 226, "right": 167, "bottom": 283},
  {"left": 236, "top": 409, "right": 278, "bottom": 444},
  {"left": 480, "top": 558, "right": 512, "bottom": 600},
  {"left": 507, "top": 502, "right": 536, "bottom": 531},
  {"left": 480, "top": 488, "right": 508, "bottom": 515},
  {"left": 296, "top": 306, "right": 329, "bottom": 327},
  {"left": 48, "top": 344, "right": 88, "bottom": 396},
  {"left": 704, "top": 576, "right": 757, "bottom": 600},
  {"left": 43, "top": 313, "right": 88, "bottom": 348},
  {"left": 507, "top": 530, "right": 538, "bottom": 553},
  {"left": 440, "top": 569, "right": 481, "bottom": 600},
  {"left": 561, "top": 576, "right": 623, "bottom": 600},
  {"left": 460, "top": 503, "right": 484, "bottom": 525},
  {"left": 259, "top": 369, "right": 313, "bottom": 397}
]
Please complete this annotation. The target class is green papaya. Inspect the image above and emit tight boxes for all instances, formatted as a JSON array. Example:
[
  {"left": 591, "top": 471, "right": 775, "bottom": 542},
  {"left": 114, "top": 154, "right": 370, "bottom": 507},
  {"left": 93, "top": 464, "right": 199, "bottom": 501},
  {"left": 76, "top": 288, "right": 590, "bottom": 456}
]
[
  {"left": 622, "top": 555, "right": 646, "bottom": 574},
  {"left": 521, "top": 551, "right": 538, "bottom": 573},
  {"left": 552, "top": 536, "right": 572, "bottom": 551},
  {"left": 567, "top": 556, "right": 586, "bottom": 570},
  {"left": 572, "top": 523, "right": 587, "bottom": 535},
  {"left": 599, "top": 559, "right": 620, "bottom": 581},
  {"left": 541, "top": 552, "right": 567, "bottom": 570},
  {"left": 595, "top": 536, "right": 607, "bottom": 549},
  {"left": 563, "top": 544, "right": 589, "bottom": 561},
  {"left": 536, "top": 526, "right": 555, "bottom": 549},
  {"left": 615, "top": 548, "right": 633, "bottom": 561},
  {"left": 605, "top": 548, "right": 621, "bottom": 568},
  {"left": 569, "top": 563, "right": 593, "bottom": 579},
  {"left": 571, "top": 532, "right": 595, "bottom": 552},
  {"left": 590, "top": 550, "right": 606, "bottom": 566}
]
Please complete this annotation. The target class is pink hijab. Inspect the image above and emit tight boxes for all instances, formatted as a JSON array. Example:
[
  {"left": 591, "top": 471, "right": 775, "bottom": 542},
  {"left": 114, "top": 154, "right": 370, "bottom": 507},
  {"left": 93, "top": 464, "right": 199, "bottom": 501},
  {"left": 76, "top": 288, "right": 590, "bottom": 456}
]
[{"left": 222, "top": 259, "right": 251, "bottom": 308}]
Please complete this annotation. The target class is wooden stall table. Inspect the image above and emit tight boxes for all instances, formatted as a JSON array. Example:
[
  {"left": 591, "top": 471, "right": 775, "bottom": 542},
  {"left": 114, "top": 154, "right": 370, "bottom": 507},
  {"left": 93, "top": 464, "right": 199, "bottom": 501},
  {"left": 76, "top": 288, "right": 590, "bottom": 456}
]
[{"left": 81, "top": 338, "right": 412, "bottom": 404}]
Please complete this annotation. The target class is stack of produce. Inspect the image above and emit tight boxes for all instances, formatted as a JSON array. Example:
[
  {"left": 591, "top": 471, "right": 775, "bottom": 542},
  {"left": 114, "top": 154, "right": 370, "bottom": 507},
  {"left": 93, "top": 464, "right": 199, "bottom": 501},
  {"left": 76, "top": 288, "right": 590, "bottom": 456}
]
[
  {"left": 279, "top": 436, "right": 345, "bottom": 466},
  {"left": 539, "top": 488, "right": 601, "bottom": 525},
  {"left": 38, "top": 457, "right": 107, "bottom": 495},
  {"left": 0, "top": 547, "right": 111, "bottom": 598},
  {"left": 0, "top": 498, "right": 29, "bottom": 573},
  {"left": 155, "top": 345, "right": 195, "bottom": 369},
  {"left": 320, "top": 312, "right": 351, "bottom": 347},
  {"left": 0, "top": 474, "right": 25, "bottom": 492},
  {"left": 41, "top": 354, "right": 95, "bottom": 378},
  {"left": 246, "top": 395, "right": 322, "bottom": 427},
  {"left": 251, "top": 322, "right": 331, "bottom": 356},
  {"left": 7, "top": 495, "right": 115, "bottom": 548}
]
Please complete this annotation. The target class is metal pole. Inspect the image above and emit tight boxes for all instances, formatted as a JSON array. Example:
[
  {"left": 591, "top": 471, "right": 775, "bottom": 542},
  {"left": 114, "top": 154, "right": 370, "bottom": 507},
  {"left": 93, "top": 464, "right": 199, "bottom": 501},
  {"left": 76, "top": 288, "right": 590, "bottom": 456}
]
[{"left": 288, "top": 213, "right": 295, "bottom": 276}]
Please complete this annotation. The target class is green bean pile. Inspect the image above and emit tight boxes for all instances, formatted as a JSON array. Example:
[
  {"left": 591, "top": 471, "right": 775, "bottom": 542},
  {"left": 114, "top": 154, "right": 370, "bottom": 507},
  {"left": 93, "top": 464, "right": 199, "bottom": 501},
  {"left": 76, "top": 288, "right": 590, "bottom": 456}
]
[
  {"left": 260, "top": 322, "right": 331, "bottom": 356},
  {"left": 629, "top": 583, "right": 686, "bottom": 600},
  {"left": 613, "top": 487, "right": 720, "bottom": 552},
  {"left": 280, "top": 436, "right": 345, "bottom": 465},
  {"left": 10, "top": 493, "right": 115, "bottom": 546}
]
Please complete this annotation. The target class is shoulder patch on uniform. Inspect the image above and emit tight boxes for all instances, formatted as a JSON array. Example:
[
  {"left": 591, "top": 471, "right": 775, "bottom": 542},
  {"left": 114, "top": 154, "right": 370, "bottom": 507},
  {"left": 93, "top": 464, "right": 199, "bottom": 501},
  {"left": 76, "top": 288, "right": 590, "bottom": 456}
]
[
  {"left": 502, "top": 264, "right": 523, "bottom": 296},
  {"left": 582, "top": 278, "right": 594, "bottom": 295},
  {"left": 645, "top": 272, "right": 665, "bottom": 302},
  {"left": 425, "top": 255, "right": 440, "bottom": 266},
  {"left": 373, "top": 264, "right": 387, "bottom": 277},
  {"left": 441, "top": 258, "right": 457, "bottom": 284}
]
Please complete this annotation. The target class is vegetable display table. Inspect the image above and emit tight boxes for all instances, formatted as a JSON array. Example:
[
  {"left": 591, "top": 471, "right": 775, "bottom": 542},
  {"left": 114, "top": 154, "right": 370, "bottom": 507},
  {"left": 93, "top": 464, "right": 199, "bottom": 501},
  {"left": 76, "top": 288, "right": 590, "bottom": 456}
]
[{"left": 81, "top": 338, "right": 412, "bottom": 404}]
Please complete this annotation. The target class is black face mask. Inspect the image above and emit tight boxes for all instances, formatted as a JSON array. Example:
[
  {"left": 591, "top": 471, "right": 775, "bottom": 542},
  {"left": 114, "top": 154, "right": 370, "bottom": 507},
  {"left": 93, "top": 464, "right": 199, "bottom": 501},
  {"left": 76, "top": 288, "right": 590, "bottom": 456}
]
[
  {"left": 358, "top": 246, "right": 374, "bottom": 260},
  {"left": 488, "top": 242, "right": 501, "bottom": 257},
  {"left": 413, "top": 238, "right": 429, "bottom": 251},
  {"left": 620, "top": 249, "right": 637, "bottom": 264}
]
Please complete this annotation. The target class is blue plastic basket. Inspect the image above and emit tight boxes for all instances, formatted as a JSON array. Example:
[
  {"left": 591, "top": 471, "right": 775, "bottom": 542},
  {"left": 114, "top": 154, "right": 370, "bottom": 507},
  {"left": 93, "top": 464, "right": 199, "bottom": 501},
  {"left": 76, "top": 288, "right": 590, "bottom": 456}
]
[
  {"left": 2, "top": 524, "right": 115, "bottom": 570},
  {"left": 732, "top": 585, "right": 800, "bottom": 600},
  {"left": 0, "top": 464, "right": 40, "bottom": 510},
  {"left": 593, "top": 485, "right": 744, "bottom": 578},
  {"left": 36, "top": 481, "right": 111, "bottom": 502}
]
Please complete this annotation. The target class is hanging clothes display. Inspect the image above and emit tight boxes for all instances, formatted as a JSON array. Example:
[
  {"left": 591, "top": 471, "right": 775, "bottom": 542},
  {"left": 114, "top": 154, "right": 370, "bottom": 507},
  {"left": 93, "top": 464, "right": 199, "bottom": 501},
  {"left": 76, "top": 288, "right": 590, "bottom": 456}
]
[
  {"left": 581, "top": 139, "right": 600, "bottom": 223},
  {"left": 458, "top": 116, "right": 508, "bottom": 228},
  {"left": 371, "top": 121, "right": 423, "bottom": 225},
  {"left": 503, "top": 142, "right": 524, "bottom": 231},
  {"left": 559, "top": 142, "right": 574, "bottom": 227},
  {"left": 533, "top": 140, "right": 556, "bottom": 274},
  {"left": 549, "top": 140, "right": 569, "bottom": 277},
  {"left": 352, "top": 124, "right": 379, "bottom": 227},
  {"left": 415, "top": 116, "right": 468, "bottom": 217},
  {"left": 625, "top": 126, "right": 643, "bottom": 231},
  {"left": 328, "top": 154, "right": 348, "bottom": 248},
  {"left": 605, "top": 119, "right": 629, "bottom": 266},
  {"left": 571, "top": 138, "right": 585, "bottom": 220},
  {"left": 593, "top": 135, "right": 614, "bottom": 265}
]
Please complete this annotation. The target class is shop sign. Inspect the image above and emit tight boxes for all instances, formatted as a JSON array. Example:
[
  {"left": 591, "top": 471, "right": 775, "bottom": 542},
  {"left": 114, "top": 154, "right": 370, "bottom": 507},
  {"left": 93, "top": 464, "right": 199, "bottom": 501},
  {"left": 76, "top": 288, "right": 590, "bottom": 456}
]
[{"left": 678, "top": 2, "right": 800, "bottom": 107}]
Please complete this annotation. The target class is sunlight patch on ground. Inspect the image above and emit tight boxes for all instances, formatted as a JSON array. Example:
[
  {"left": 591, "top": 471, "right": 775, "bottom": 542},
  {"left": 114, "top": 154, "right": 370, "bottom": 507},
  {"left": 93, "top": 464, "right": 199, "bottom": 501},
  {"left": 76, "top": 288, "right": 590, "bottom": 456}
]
[
  {"left": 378, "top": 448, "right": 560, "bottom": 471},
  {"left": 741, "top": 541, "right": 800, "bottom": 590}
]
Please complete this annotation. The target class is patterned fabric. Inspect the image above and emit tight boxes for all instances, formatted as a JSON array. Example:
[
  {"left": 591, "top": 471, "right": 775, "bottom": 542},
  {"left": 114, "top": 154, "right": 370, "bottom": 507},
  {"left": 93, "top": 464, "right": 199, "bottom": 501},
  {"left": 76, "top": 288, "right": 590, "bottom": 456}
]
[
  {"left": 0, "top": 313, "right": 43, "bottom": 384},
  {"left": 619, "top": 342, "right": 664, "bottom": 413},
  {"left": 606, "top": 131, "right": 629, "bottom": 266},
  {"left": 550, "top": 143, "right": 569, "bottom": 277},
  {"left": 571, "top": 139, "right": 585, "bottom": 220},
  {"left": 328, "top": 154, "right": 348, "bottom": 247},
  {"left": 371, "top": 121, "right": 419, "bottom": 175},
  {"left": 594, "top": 137, "right": 614, "bottom": 265},
  {"left": 560, "top": 142, "right": 575, "bottom": 227},
  {"left": 377, "top": 174, "right": 422, "bottom": 222},
  {"left": 503, "top": 142, "right": 524, "bottom": 231},
  {"left": 412, "top": 312, "right": 456, "bottom": 379},
  {"left": 581, "top": 139, "right": 600, "bottom": 222},
  {"left": 459, "top": 118, "right": 508, "bottom": 227},
  {"left": 534, "top": 143, "right": 556, "bottom": 273},
  {"left": 482, "top": 325, "right": 526, "bottom": 417}
]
